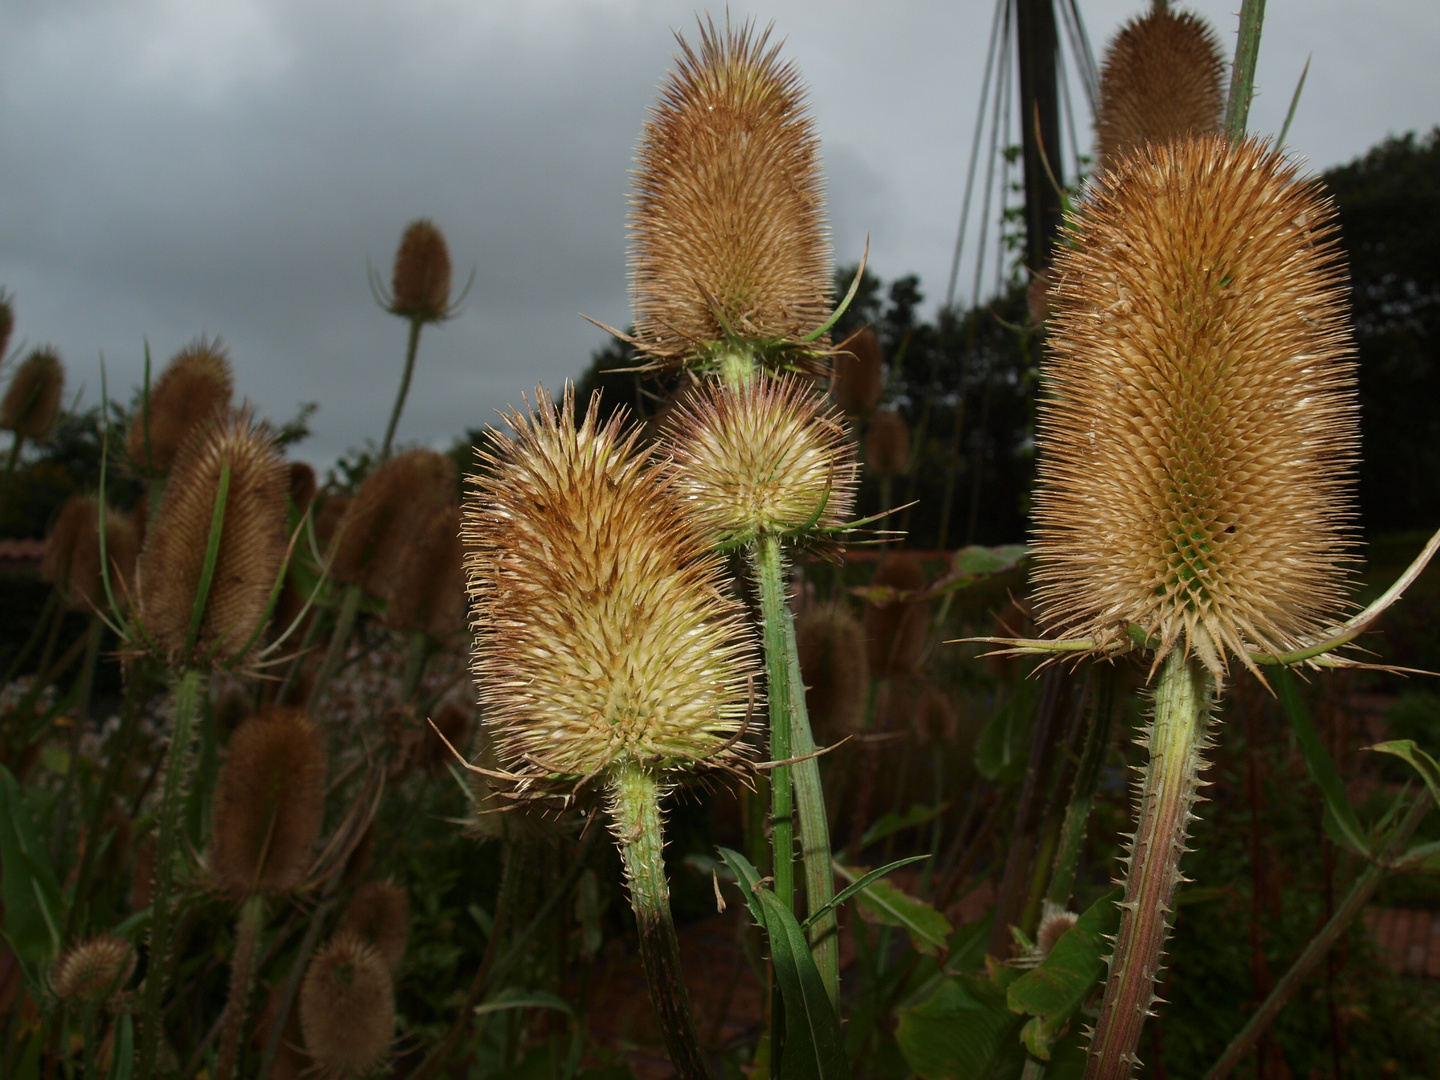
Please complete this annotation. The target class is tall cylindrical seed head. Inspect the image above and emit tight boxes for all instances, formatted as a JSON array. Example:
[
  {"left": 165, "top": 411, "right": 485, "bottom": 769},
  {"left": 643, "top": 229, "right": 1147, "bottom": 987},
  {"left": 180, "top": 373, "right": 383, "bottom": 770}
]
[
  {"left": 794, "top": 601, "right": 869, "bottom": 742},
  {"left": 43, "top": 496, "right": 139, "bottom": 613},
  {"left": 630, "top": 18, "right": 831, "bottom": 370},
  {"left": 52, "top": 934, "right": 136, "bottom": 1006},
  {"left": 299, "top": 933, "right": 394, "bottom": 1079},
  {"left": 384, "top": 504, "right": 465, "bottom": 638},
  {"left": 1032, "top": 135, "right": 1358, "bottom": 677},
  {"left": 126, "top": 339, "right": 234, "bottom": 474},
  {"left": 658, "top": 375, "right": 858, "bottom": 549},
  {"left": 864, "top": 552, "right": 930, "bottom": 678},
  {"left": 465, "top": 387, "right": 760, "bottom": 781},
  {"left": 1, "top": 348, "right": 65, "bottom": 440},
  {"left": 1095, "top": 8, "right": 1226, "bottom": 171},
  {"left": 390, "top": 219, "right": 452, "bottom": 321},
  {"left": 339, "top": 881, "right": 409, "bottom": 974},
  {"left": 136, "top": 412, "right": 288, "bottom": 666},
  {"left": 832, "top": 327, "right": 883, "bottom": 419},
  {"left": 331, "top": 449, "right": 455, "bottom": 600},
  {"left": 865, "top": 409, "right": 910, "bottom": 478}
]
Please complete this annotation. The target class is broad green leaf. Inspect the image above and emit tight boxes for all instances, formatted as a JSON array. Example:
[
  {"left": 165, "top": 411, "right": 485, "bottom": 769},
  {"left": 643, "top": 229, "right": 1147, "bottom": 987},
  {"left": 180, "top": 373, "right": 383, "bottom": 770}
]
[
  {"left": 1275, "top": 668, "right": 1372, "bottom": 858},
  {"left": 803, "top": 855, "right": 929, "bottom": 932},
  {"left": 1370, "top": 739, "right": 1440, "bottom": 811},
  {"left": 837, "top": 865, "right": 952, "bottom": 956},
  {"left": 756, "top": 889, "right": 849, "bottom": 1080},
  {"left": 0, "top": 766, "right": 65, "bottom": 966},
  {"left": 858, "top": 804, "right": 949, "bottom": 851},
  {"left": 896, "top": 975, "right": 1025, "bottom": 1080},
  {"left": 944, "top": 914, "right": 994, "bottom": 975}
]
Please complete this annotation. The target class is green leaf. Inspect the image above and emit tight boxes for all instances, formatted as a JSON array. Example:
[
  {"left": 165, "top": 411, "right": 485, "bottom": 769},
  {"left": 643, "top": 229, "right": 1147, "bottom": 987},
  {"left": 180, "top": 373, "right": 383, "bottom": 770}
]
[
  {"left": 756, "top": 889, "right": 850, "bottom": 1080},
  {"left": 836, "top": 864, "right": 952, "bottom": 956},
  {"left": 944, "top": 914, "right": 994, "bottom": 975},
  {"left": 974, "top": 680, "right": 1038, "bottom": 785},
  {"left": 1394, "top": 839, "right": 1440, "bottom": 873},
  {"left": 950, "top": 544, "right": 1028, "bottom": 578},
  {"left": 802, "top": 855, "right": 930, "bottom": 932},
  {"left": 895, "top": 975, "right": 1025, "bottom": 1080},
  {"left": 475, "top": 988, "right": 576, "bottom": 1019},
  {"left": 0, "top": 765, "right": 65, "bottom": 966},
  {"left": 858, "top": 804, "right": 949, "bottom": 851},
  {"left": 1275, "top": 668, "right": 1373, "bottom": 858},
  {"left": 1370, "top": 739, "right": 1440, "bottom": 811},
  {"left": 112, "top": 1016, "right": 135, "bottom": 1080},
  {"left": 717, "top": 846, "right": 766, "bottom": 927}
]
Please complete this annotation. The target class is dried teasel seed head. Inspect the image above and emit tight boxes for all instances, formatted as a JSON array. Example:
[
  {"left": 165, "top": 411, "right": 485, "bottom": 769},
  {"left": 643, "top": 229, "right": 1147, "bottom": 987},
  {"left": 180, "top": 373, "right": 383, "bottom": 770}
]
[
  {"left": 832, "top": 327, "right": 883, "bottom": 419},
  {"left": 52, "top": 934, "right": 135, "bottom": 1006},
  {"left": 1095, "top": 8, "right": 1226, "bottom": 171},
  {"left": 389, "top": 219, "right": 452, "bottom": 321},
  {"left": 864, "top": 552, "right": 930, "bottom": 678},
  {"left": 300, "top": 932, "right": 394, "bottom": 1079},
  {"left": 210, "top": 707, "right": 327, "bottom": 896},
  {"left": 658, "top": 375, "right": 857, "bottom": 549},
  {"left": 127, "top": 338, "right": 234, "bottom": 474},
  {"left": 1, "top": 347, "right": 65, "bottom": 440},
  {"left": 43, "top": 496, "right": 139, "bottom": 613},
  {"left": 384, "top": 504, "right": 465, "bottom": 638},
  {"left": 865, "top": 409, "right": 910, "bottom": 478},
  {"left": 331, "top": 449, "right": 455, "bottom": 600},
  {"left": 0, "top": 292, "right": 14, "bottom": 360},
  {"left": 1036, "top": 909, "right": 1080, "bottom": 959},
  {"left": 630, "top": 18, "right": 832, "bottom": 371},
  {"left": 136, "top": 411, "right": 288, "bottom": 666},
  {"left": 339, "top": 881, "right": 409, "bottom": 973},
  {"left": 465, "top": 386, "right": 761, "bottom": 782},
  {"left": 1033, "top": 135, "right": 1359, "bottom": 680},
  {"left": 795, "top": 601, "right": 868, "bottom": 741}
]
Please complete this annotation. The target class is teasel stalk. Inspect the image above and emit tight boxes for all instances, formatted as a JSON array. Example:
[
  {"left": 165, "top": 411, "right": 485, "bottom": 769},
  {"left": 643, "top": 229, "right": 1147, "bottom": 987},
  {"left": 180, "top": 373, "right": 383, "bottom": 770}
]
[{"left": 461, "top": 387, "right": 757, "bottom": 1078}]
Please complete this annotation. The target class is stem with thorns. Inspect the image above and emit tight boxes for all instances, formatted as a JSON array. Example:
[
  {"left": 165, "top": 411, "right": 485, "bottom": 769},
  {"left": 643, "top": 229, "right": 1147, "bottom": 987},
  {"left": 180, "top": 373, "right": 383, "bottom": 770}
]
[
  {"left": 215, "top": 894, "right": 266, "bottom": 1080},
  {"left": 381, "top": 317, "right": 425, "bottom": 461},
  {"left": 1085, "top": 650, "right": 1215, "bottom": 1080}
]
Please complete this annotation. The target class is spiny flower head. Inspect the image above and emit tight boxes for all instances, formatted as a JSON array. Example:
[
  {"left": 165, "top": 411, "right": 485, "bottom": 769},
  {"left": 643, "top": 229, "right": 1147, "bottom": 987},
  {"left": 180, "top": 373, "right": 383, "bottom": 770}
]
[
  {"left": 389, "top": 219, "right": 452, "bottom": 322},
  {"left": 1, "top": 347, "right": 65, "bottom": 440},
  {"left": 383, "top": 503, "right": 465, "bottom": 639},
  {"left": 1095, "top": 7, "right": 1226, "bottom": 170},
  {"left": 299, "top": 933, "right": 394, "bottom": 1079},
  {"left": 127, "top": 338, "right": 234, "bottom": 474},
  {"left": 464, "top": 386, "right": 760, "bottom": 784},
  {"left": 658, "top": 375, "right": 857, "bottom": 549},
  {"left": 833, "top": 327, "right": 883, "bottom": 418},
  {"left": 52, "top": 934, "right": 135, "bottom": 1006},
  {"left": 332, "top": 449, "right": 455, "bottom": 600},
  {"left": 0, "top": 292, "right": 14, "bottom": 360},
  {"left": 794, "top": 600, "right": 868, "bottom": 741},
  {"left": 865, "top": 408, "right": 910, "bottom": 478},
  {"left": 1032, "top": 135, "right": 1358, "bottom": 680},
  {"left": 43, "top": 495, "right": 139, "bottom": 613},
  {"left": 630, "top": 18, "right": 832, "bottom": 372}
]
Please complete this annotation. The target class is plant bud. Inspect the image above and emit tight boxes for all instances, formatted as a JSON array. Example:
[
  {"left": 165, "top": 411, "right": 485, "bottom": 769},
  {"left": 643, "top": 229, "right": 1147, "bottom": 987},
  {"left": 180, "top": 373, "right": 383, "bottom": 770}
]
[
  {"left": 384, "top": 504, "right": 465, "bottom": 638},
  {"left": 1036, "top": 909, "right": 1080, "bottom": 959},
  {"left": 864, "top": 552, "right": 929, "bottom": 678},
  {"left": 52, "top": 934, "right": 135, "bottom": 1006},
  {"left": 331, "top": 450, "right": 455, "bottom": 601},
  {"left": 127, "top": 339, "right": 234, "bottom": 474},
  {"left": 299, "top": 933, "right": 394, "bottom": 1078},
  {"left": 795, "top": 601, "right": 869, "bottom": 741},
  {"left": 43, "top": 496, "right": 138, "bottom": 613},
  {"left": 865, "top": 409, "right": 910, "bottom": 478},
  {"left": 390, "top": 219, "right": 452, "bottom": 321},
  {"left": 210, "top": 707, "right": 327, "bottom": 897},
  {"left": 833, "top": 327, "right": 884, "bottom": 418},
  {"left": 339, "top": 881, "right": 409, "bottom": 973},
  {"left": 1, "top": 348, "right": 65, "bottom": 440}
]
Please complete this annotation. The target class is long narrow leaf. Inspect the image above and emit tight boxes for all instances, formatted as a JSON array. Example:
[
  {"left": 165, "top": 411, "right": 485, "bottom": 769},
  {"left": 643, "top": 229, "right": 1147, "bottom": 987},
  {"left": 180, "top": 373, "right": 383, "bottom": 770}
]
[
  {"left": 835, "top": 861, "right": 951, "bottom": 955},
  {"left": 757, "top": 889, "right": 850, "bottom": 1080},
  {"left": 1370, "top": 739, "right": 1440, "bottom": 811},
  {"left": 802, "top": 855, "right": 929, "bottom": 931},
  {"left": 1275, "top": 667, "right": 1372, "bottom": 857}
]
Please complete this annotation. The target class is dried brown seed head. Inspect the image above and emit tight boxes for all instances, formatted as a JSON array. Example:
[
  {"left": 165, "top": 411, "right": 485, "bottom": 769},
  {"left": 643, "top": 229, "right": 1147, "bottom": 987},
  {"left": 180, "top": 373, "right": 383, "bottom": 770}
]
[
  {"left": 864, "top": 552, "right": 930, "bottom": 678},
  {"left": 1, "top": 348, "right": 65, "bottom": 440},
  {"left": 331, "top": 449, "right": 455, "bottom": 599},
  {"left": 136, "top": 412, "right": 288, "bottom": 666},
  {"left": 210, "top": 707, "right": 327, "bottom": 896},
  {"left": 0, "top": 293, "right": 14, "bottom": 360},
  {"left": 465, "top": 386, "right": 760, "bottom": 782},
  {"left": 288, "top": 461, "right": 317, "bottom": 514},
  {"left": 384, "top": 504, "right": 465, "bottom": 638},
  {"left": 630, "top": 18, "right": 831, "bottom": 371},
  {"left": 1033, "top": 135, "right": 1359, "bottom": 679},
  {"left": 44, "top": 496, "right": 139, "bottom": 613},
  {"left": 127, "top": 339, "right": 234, "bottom": 474},
  {"left": 1095, "top": 8, "right": 1226, "bottom": 170},
  {"left": 865, "top": 409, "right": 910, "bottom": 478},
  {"left": 299, "top": 933, "right": 394, "bottom": 1079},
  {"left": 795, "top": 600, "right": 868, "bottom": 741},
  {"left": 52, "top": 934, "right": 135, "bottom": 1006},
  {"left": 339, "top": 881, "right": 409, "bottom": 973},
  {"left": 659, "top": 375, "right": 857, "bottom": 548},
  {"left": 833, "top": 327, "right": 883, "bottom": 418},
  {"left": 390, "top": 219, "right": 452, "bottom": 321}
]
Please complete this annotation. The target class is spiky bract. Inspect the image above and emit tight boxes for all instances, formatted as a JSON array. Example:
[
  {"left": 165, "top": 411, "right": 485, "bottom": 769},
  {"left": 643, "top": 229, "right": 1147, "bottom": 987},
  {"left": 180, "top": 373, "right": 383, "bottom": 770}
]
[
  {"left": 42, "top": 495, "right": 138, "bottom": 613},
  {"left": 136, "top": 412, "right": 288, "bottom": 666},
  {"left": 332, "top": 449, "right": 455, "bottom": 600},
  {"left": 794, "top": 601, "right": 868, "bottom": 740},
  {"left": 339, "top": 881, "right": 409, "bottom": 973},
  {"left": 127, "top": 339, "right": 234, "bottom": 474},
  {"left": 630, "top": 18, "right": 831, "bottom": 371},
  {"left": 299, "top": 933, "right": 394, "bottom": 1079},
  {"left": 1095, "top": 8, "right": 1226, "bottom": 170},
  {"left": 464, "top": 387, "right": 760, "bottom": 784},
  {"left": 1032, "top": 136, "right": 1358, "bottom": 679},
  {"left": 52, "top": 934, "right": 135, "bottom": 1005},
  {"left": 658, "top": 375, "right": 857, "bottom": 548},
  {"left": 390, "top": 219, "right": 452, "bottom": 321},
  {"left": 1, "top": 348, "right": 64, "bottom": 440}
]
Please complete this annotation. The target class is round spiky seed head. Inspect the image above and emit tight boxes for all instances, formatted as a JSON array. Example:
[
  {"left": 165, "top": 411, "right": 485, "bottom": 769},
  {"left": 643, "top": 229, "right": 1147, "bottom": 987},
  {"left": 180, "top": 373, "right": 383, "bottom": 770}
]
[
  {"left": 299, "top": 933, "right": 394, "bottom": 1079},
  {"left": 210, "top": 707, "right": 327, "bottom": 897},
  {"left": 1095, "top": 8, "right": 1225, "bottom": 171},
  {"left": 384, "top": 504, "right": 465, "bottom": 638},
  {"left": 865, "top": 409, "right": 909, "bottom": 478},
  {"left": 1032, "top": 135, "right": 1359, "bottom": 679},
  {"left": 465, "top": 386, "right": 761, "bottom": 782},
  {"left": 864, "top": 552, "right": 930, "bottom": 678},
  {"left": 795, "top": 601, "right": 868, "bottom": 741},
  {"left": 390, "top": 219, "right": 452, "bottom": 321},
  {"left": 331, "top": 450, "right": 455, "bottom": 600},
  {"left": 833, "top": 327, "right": 884, "bottom": 419},
  {"left": 136, "top": 412, "right": 288, "bottom": 666},
  {"left": 52, "top": 934, "right": 135, "bottom": 1006},
  {"left": 1036, "top": 909, "right": 1080, "bottom": 959},
  {"left": 43, "top": 496, "right": 139, "bottom": 613},
  {"left": 658, "top": 375, "right": 857, "bottom": 549},
  {"left": 1, "top": 347, "right": 65, "bottom": 440},
  {"left": 630, "top": 18, "right": 832, "bottom": 371},
  {"left": 0, "top": 292, "right": 14, "bottom": 360},
  {"left": 127, "top": 339, "right": 234, "bottom": 474},
  {"left": 339, "top": 881, "right": 409, "bottom": 974}
]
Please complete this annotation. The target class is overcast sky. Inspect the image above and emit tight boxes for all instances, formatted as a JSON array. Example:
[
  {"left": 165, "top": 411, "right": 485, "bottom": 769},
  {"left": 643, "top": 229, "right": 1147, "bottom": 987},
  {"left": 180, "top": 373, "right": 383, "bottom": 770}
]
[{"left": 2, "top": 0, "right": 1437, "bottom": 469}]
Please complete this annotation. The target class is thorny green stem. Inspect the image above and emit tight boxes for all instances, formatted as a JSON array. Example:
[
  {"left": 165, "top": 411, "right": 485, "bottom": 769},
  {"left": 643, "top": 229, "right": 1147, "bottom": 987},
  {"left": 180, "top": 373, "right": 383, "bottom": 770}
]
[
  {"left": 1224, "top": 0, "right": 1266, "bottom": 138},
  {"left": 1046, "top": 667, "right": 1118, "bottom": 910},
  {"left": 1085, "top": 651, "right": 1215, "bottom": 1080},
  {"left": 611, "top": 762, "right": 713, "bottom": 1080},
  {"left": 381, "top": 317, "right": 425, "bottom": 461},
  {"left": 750, "top": 537, "right": 795, "bottom": 919},
  {"left": 308, "top": 583, "right": 363, "bottom": 711},
  {"left": 137, "top": 666, "right": 207, "bottom": 1080},
  {"left": 215, "top": 894, "right": 266, "bottom": 1080},
  {"left": 79, "top": 1003, "right": 99, "bottom": 1080}
]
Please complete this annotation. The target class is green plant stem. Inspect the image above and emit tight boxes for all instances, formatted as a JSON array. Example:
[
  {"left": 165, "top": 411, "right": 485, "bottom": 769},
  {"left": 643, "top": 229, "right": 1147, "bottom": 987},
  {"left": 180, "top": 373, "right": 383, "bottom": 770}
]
[
  {"left": 1203, "top": 794, "right": 1430, "bottom": 1080},
  {"left": 79, "top": 1004, "right": 99, "bottom": 1080},
  {"left": 750, "top": 536, "right": 795, "bottom": 917},
  {"left": 215, "top": 894, "right": 266, "bottom": 1080},
  {"left": 1045, "top": 666, "right": 1117, "bottom": 910},
  {"left": 1084, "top": 650, "right": 1214, "bottom": 1080},
  {"left": 308, "top": 583, "right": 363, "bottom": 710},
  {"left": 381, "top": 317, "right": 425, "bottom": 461},
  {"left": 610, "top": 762, "right": 712, "bottom": 1080},
  {"left": 136, "top": 666, "right": 206, "bottom": 1080},
  {"left": 1224, "top": 0, "right": 1267, "bottom": 138}
]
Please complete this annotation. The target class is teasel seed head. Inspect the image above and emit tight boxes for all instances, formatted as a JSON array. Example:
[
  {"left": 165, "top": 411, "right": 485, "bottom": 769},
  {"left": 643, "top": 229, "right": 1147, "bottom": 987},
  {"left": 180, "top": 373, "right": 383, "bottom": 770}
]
[
  {"left": 630, "top": 18, "right": 832, "bottom": 373},
  {"left": 339, "top": 881, "right": 409, "bottom": 974},
  {"left": 832, "top": 327, "right": 884, "bottom": 419},
  {"left": 1032, "top": 135, "right": 1359, "bottom": 680},
  {"left": 1, "top": 347, "right": 65, "bottom": 440},
  {"left": 288, "top": 461, "right": 317, "bottom": 515},
  {"left": 794, "top": 600, "right": 869, "bottom": 741},
  {"left": 0, "top": 291, "right": 13, "bottom": 360},
  {"left": 865, "top": 408, "right": 910, "bottom": 478},
  {"left": 1036, "top": 908, "right": 1079, "bottom": 959},
  {"left": 389, "top": 219, "right": 452, "bottom": 322},
  {"left": 299, "top": 932, "right": 394, "bottom": 1079},
  {"left": 136, "top": 411, "right": 289, "bottom": 666},
  {"left": 210, "top": 707, "right": 327, "bottom": 897},
  {"left": 43, "top": 495, "right": 139, "bottom": 613},
  {"left": 384, "top": 504, "right": 465, "bottom": 638},
  {"left": 52, "top": 934, "right": 136, "bottom": 1006},
  {"left": 331, "top": 449, "right": 455, "bottom": 600},
  {"left": 465, "top": 386, "right": 760, "bottom": 785},
  {"left": 1095, "top": 8, "right": 1225, "bottom": 171},
  {"left": 658, "top": 375, "right": 858, "bottom": 549},
  {"left": 864, "top": 552, "right": 930, "bottom": 678},
  {"left": 127, "top": 338, "right": 234, "bottom": 474}
]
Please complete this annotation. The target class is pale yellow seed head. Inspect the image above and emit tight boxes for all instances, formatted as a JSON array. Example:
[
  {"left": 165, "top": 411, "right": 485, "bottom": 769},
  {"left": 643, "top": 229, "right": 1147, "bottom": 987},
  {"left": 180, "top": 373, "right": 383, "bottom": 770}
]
[{"left": 52, "top": 934, "right": 135, "bottom": 1006}]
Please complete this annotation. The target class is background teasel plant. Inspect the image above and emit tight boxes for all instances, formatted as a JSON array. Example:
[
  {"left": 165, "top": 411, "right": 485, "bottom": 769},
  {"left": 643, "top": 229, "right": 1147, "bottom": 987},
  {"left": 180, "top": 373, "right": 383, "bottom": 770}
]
[
  {"left": 1, "top": 347, "right": 65, "bottom": 502},
  {"left": 126, "top": 338, "right": 235, "bottom": 479}
]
